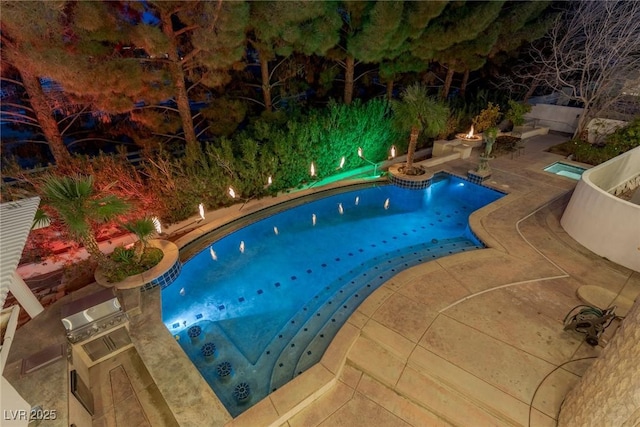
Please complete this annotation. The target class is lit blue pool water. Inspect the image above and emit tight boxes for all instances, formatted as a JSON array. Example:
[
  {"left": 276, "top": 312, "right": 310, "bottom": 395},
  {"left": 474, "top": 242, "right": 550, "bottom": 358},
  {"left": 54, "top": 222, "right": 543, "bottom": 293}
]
[
  {"left": 161, "top": 173, "right": 504, "bottom": 416},
  {"left": 544, "top": 162, "right": 587, "bottom": 180}
]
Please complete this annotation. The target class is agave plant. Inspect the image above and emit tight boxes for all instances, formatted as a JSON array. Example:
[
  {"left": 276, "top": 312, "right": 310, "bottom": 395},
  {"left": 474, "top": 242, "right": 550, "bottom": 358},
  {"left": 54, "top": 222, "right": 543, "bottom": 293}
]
[{"left": 40, "top": 174, "right": 129, "bottom": 266}]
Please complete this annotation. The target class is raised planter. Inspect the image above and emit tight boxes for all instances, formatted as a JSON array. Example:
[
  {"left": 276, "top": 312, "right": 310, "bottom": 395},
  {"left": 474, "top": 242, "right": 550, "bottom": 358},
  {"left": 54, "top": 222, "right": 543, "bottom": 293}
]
[
  {"left": 95, "top": 240, "right": 181, "bottom": 314},
  {"left": 387, "top": 163, "right": 434, "bottom": 190},
  {"left": 95, "top": 239, "right": 180, "bottom": 291}
]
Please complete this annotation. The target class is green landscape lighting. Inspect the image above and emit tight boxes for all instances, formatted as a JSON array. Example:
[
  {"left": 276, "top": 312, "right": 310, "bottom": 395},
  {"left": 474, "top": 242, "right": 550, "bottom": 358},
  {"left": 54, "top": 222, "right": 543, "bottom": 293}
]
[{"left": 357, "top": 147, "right": 379, "bottom": 177}]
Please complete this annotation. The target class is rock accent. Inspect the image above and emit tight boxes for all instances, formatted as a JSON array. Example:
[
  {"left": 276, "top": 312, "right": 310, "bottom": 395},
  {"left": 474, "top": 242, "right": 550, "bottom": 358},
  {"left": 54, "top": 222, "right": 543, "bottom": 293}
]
[{"left": 610, "top": 173, "right": 640, "bottom": 197}]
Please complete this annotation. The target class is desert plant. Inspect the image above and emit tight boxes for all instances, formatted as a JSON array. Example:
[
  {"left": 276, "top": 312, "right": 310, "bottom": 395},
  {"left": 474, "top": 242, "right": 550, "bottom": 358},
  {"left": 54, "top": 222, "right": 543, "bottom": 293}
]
[
  {"left": 122, "top": 217, "right": 156, "bottom": 262},
  {"left": 505, "top": 100, "right": 532, "bottom": 127},
  {"left": 472, "top": 102, "right": 502, "bottom": 133},
  {"left": 391, "top": 84, "right": 449, "bottom": 174},
  {"left": 40, "top": 174, "right": 129, "bottom": 267},
  {"left": 104, "top": 245, "right": 163, "bottom": 283},
  {"left": 483, "top": 127, "right": 498, "bottom": 157}
]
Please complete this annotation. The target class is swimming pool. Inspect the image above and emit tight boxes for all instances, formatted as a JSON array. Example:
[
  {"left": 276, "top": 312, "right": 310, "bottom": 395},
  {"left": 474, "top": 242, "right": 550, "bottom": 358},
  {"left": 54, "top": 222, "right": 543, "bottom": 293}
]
[
  {"left": 161, "top": 173, "right": 504, "bottom": 416},
  {"left": 544, "top": 162, "right": 587, "bottom": 180}
]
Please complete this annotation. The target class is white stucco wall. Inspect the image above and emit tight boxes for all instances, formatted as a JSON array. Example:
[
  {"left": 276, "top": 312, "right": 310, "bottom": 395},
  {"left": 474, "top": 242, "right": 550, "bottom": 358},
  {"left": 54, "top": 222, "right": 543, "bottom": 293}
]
[{"left": 561, "top": 146, "right": 640, "bottom": 272}]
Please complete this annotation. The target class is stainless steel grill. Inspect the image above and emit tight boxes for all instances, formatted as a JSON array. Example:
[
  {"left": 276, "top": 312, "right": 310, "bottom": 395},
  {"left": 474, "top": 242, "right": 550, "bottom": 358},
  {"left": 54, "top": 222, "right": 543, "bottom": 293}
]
[{"left": 61, "top": 288, "right": 127, "bottom": 343}]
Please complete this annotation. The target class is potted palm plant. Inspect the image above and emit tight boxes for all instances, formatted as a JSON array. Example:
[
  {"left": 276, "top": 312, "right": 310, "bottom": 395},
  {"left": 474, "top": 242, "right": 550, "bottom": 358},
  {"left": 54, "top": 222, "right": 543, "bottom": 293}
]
[
  {"left": 41, "top": 174, "right": 129, "bottom": 269},
  {"left": 391, "top": 84, "right": 450, "bottom": 175},
  {"left": 40, "top": 175, "right": 164, "bottom": 284},
  {"left": 106, "top": 217, "right": 163, "bottom": 283}
]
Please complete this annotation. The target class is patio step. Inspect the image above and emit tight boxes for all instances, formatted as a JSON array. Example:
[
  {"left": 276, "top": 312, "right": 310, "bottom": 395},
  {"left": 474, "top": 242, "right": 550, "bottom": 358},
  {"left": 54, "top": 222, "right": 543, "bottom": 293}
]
[{"left": 348, "top": 336, "right": 525, "bottom": 427}]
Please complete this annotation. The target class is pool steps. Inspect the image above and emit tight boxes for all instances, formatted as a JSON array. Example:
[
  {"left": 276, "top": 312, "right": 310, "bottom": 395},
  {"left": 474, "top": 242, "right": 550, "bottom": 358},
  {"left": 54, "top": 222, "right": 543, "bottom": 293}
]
[{"left": 269, "top": 236, "right": 482, "bottom": 391}]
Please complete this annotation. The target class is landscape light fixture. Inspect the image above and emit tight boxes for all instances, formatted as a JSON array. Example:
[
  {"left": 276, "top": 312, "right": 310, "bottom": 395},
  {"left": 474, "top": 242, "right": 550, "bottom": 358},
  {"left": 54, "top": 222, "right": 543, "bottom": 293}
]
[
  {"left": 152, "top": 216, "right": 162, "bottom": 234},
  {"left": 357, "top": 146, "right": 378, "bottom": 177},
  {"left": 227, "top": 185, "right": 254, "bottom": 211}
]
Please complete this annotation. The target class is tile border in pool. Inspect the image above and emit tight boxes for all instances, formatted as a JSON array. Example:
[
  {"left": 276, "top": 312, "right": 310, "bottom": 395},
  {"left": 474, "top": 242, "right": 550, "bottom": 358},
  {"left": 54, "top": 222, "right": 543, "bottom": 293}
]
[
  {"left": 180, "top": 171, "right": 507, "bottom": 261},
  {"left": 387, "top": 164, "right": 434, "bottom": 189},
  {"left": 94, "top": 239, "right": 181, "bottom": 291}
]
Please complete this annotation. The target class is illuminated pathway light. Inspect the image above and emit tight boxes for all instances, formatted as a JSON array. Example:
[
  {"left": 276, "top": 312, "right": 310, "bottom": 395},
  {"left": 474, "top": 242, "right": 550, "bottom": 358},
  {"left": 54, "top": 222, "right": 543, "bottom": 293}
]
[{"left": 152, "top": 216, "right": 162, "bottom": 234}]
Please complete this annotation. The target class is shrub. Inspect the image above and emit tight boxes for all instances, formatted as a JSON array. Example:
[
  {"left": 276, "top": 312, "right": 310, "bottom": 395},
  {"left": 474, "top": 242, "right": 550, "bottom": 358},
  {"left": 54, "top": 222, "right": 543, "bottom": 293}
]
[
  {"left": 104, "top": 246, "right": 163, "bottom": 282},
  {"left": 505, "top": 100, "right": 532, "bottom": 127},
  {"left": 472, "top": 103, "right": 502, "bottom": 133},
  {"left": 571, "top": 118, "right": 640, "bottom": 164}
]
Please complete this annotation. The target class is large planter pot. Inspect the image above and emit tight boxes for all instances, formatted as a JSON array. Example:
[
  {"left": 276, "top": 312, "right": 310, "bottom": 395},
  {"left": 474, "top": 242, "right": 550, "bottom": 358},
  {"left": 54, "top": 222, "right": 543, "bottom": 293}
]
[
  {"left": 387, "top": 163, "right": 434, "bottom": 190},
  {"left": 95, "top": 239, "right": 180, "bottom": 315},
  {"left": 95, "top": 239, "right": 180, "bottom": 291}
]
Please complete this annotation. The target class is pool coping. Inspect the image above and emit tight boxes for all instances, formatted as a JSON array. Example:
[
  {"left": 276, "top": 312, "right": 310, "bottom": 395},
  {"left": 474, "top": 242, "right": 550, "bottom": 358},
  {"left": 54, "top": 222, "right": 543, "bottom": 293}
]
[{"left": 130, "top": 169, "right": 516, "bottom": 427}]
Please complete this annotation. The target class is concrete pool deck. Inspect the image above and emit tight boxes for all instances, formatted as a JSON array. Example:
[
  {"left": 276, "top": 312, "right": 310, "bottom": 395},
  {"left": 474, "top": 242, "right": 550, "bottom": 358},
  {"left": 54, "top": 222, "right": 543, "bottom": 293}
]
[{"left": 5, "top": 133, "right": 639, "bottom": 426}]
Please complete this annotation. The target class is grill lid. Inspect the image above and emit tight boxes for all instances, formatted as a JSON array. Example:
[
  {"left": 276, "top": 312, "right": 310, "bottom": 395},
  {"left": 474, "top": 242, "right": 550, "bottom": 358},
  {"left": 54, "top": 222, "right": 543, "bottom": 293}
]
[{"left": 61, "top": 288, "right": 121, "bottom": 332}]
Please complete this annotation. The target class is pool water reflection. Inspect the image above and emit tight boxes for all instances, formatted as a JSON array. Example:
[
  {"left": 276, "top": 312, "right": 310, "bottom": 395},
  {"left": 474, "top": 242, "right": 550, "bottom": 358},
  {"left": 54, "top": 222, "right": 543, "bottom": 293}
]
[{"left": 162, "top": 173, "right": 504, "bottom": 416}]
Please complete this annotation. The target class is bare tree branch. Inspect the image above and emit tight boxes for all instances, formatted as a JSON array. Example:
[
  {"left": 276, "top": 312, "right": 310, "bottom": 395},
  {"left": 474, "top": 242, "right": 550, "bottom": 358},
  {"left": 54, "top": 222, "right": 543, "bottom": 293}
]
[{"left": 529, "top": 0, "right": 640, "bottom": 137}]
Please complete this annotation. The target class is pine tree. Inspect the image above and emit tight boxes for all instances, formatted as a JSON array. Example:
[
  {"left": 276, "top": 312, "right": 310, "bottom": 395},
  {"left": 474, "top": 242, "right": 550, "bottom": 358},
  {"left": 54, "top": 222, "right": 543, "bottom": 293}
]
[
  {"left": 377, "top": 1, "right": 448, "bottom": 99},
  {"left": 409, "top": 1, "right": 504, "bottom": 98},
  {"left": 435, "top": 1, "right": 553, "bottom": 98},
  {"left": 247, "top": 1, "right": 341, "bottom": 111},
  {"left": 1, "top": 2, "right": 73, "bottom": 166},
  {"left": 135, "top": 1, "right": 249, "bottom": 162},
  {"left": 1, "top": 2, "right": 168, "bottom": 166}
]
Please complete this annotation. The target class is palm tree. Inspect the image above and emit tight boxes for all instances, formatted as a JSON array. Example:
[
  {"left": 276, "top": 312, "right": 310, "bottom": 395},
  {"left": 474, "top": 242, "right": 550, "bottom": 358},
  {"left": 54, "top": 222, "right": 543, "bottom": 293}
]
[
  {"left": 123, "top": 218, "right": 157, "bottom": 263},
  {"left": 40, "top": 174, "right": 130, "bottom": 266},
  {"left": 391, "top": 84, "right": 449, "bottom": 175}
]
